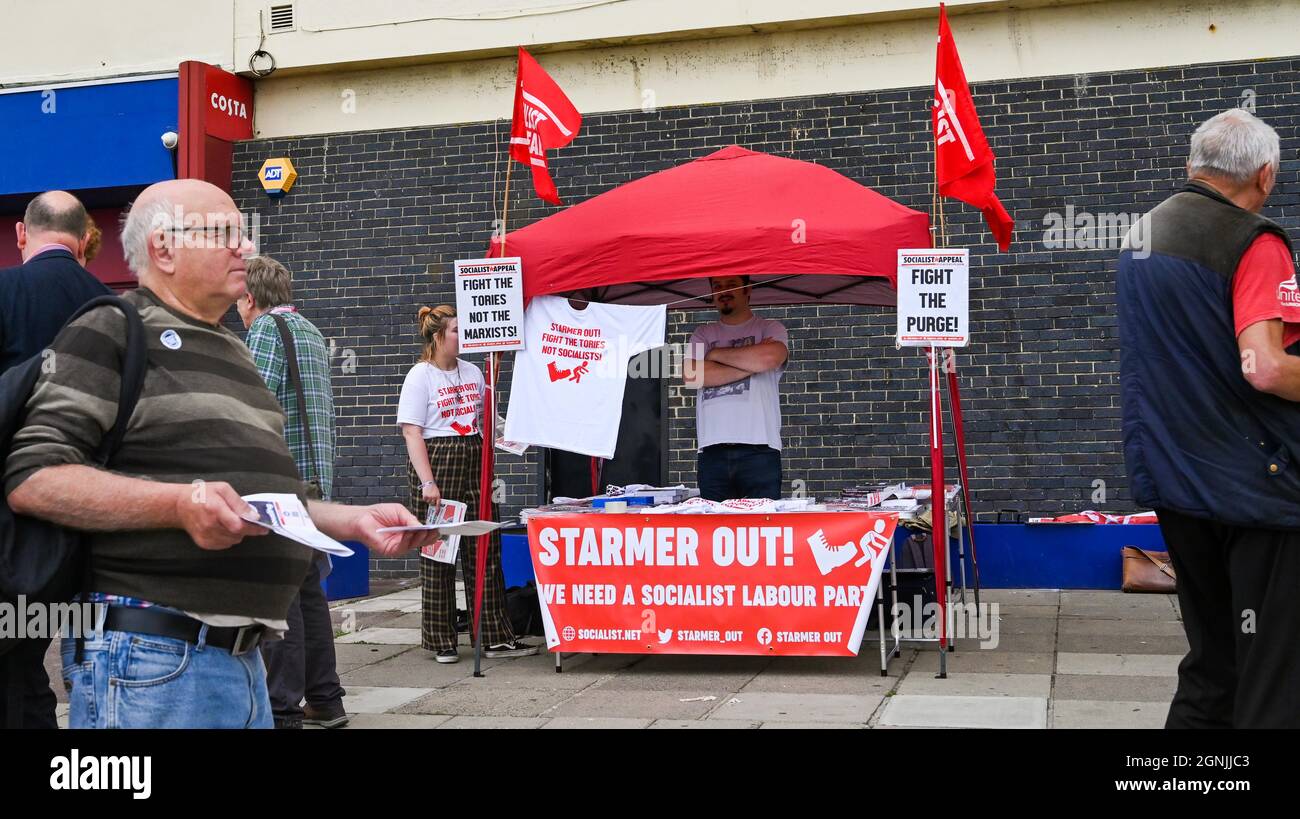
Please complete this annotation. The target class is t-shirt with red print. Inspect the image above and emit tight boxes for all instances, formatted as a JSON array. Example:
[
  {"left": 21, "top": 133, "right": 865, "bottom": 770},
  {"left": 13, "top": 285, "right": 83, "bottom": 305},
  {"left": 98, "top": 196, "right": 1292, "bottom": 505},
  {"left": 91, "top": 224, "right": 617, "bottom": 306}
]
[
  {"left": 1231, "top": 233, "right": 1300, "bottom": 348},
  {"left": 504, "top": 296, "right": 666, "bottom": 459},
  {"left": 396, "top": 360, "right": 485, "bottom": 438}
]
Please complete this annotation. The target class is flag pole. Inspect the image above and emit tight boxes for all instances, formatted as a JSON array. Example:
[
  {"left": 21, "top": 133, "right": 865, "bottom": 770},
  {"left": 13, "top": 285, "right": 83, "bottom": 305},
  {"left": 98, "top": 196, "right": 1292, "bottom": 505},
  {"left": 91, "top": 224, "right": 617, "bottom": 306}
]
[
  {"left": 473, "top": 118, "right": 516, "bottom": 678},
  {"left": 930, "top": 13, "right": 949, "bottom": 675}
]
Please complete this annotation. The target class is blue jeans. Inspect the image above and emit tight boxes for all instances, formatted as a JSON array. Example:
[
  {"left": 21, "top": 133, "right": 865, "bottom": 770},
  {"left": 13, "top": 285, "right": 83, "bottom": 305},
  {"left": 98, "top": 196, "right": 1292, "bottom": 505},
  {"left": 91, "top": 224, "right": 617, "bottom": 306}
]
[
  {"left": 61, "top": 626, "right": 274, "bottom": 729},
  {"left": 697, "top": 444, "right": 783, "bottom": 501}
]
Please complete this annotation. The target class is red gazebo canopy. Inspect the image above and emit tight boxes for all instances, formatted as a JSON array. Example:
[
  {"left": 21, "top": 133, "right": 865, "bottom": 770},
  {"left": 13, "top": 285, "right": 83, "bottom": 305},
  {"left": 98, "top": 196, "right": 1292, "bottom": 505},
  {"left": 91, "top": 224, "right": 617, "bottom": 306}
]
[{"left": 488, "top": 146, "right": 932, "bottom": 308}]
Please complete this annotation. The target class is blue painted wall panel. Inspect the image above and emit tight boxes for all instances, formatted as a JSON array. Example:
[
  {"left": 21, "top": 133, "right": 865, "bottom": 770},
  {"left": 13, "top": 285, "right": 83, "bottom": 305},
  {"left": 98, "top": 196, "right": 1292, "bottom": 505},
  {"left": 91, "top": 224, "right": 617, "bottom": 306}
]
[{"left": 0, "top": 78, "right": 177, "bottom": 195}]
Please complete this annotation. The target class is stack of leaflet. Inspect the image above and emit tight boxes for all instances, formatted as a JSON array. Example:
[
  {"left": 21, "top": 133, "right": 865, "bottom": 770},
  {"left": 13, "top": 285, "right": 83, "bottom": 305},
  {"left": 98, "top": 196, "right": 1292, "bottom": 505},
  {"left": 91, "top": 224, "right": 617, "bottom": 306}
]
[{"left": 553, "top": 484, "right": 697, "bottom": 507}]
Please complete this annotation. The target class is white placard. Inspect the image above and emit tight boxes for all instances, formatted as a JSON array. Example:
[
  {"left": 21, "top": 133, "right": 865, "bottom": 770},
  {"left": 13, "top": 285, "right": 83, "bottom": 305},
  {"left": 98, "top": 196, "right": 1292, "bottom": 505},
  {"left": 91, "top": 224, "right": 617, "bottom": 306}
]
[
  {"left": 896, "top": 248, "right": 970, "bottom": 347},
  {"left": 454, "top": 257, "right": 525, "bottom": 353}
]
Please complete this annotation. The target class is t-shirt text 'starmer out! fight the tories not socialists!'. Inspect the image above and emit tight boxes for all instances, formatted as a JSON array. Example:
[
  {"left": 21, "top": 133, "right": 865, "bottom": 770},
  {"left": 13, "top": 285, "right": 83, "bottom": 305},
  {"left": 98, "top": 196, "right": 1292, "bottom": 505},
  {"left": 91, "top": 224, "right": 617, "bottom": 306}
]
[
  {"left": 396, "top": 359, "right": 486, "bottom": 438},
  {"left": 504, "top": 295, "right": 667, "bottom": 459}
]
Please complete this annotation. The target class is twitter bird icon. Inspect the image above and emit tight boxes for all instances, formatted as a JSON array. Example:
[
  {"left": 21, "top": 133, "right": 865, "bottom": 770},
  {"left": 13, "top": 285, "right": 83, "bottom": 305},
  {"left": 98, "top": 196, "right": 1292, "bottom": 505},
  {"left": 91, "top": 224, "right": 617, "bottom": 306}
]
[{"left": 657, "top": 629, "right": 673, "bottom": 644}]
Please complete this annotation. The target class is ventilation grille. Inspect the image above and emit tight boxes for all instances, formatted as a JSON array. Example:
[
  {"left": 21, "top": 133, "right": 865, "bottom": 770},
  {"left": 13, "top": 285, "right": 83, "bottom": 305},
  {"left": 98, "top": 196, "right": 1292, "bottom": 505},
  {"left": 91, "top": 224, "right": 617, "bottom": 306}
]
[{"left": 269, "top": 4, "right": 295, "bottom": 32}]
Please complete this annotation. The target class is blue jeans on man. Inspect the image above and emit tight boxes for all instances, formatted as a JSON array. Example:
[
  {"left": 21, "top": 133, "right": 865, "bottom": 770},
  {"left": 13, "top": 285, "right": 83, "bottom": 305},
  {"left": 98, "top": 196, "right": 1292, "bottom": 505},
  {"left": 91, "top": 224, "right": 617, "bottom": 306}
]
[
  {"left": 61, "top": 622, "right": 273, "bottom": 729},
  {"left": 697, "top": 443, "right": 783, "bottom": 501}
]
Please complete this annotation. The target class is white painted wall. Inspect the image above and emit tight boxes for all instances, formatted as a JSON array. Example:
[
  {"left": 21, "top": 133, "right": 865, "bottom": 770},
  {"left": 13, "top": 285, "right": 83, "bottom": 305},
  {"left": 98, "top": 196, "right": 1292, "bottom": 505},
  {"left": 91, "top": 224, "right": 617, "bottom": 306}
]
[
  {"left": 0, "top": 0, "right": 234, "bottom": 87},
  {"left": 1, "top": 0, "right": 1294, "bottom": 140},
  {"left": 248, "top": 0, "right": 1299, "bottom": 138}
]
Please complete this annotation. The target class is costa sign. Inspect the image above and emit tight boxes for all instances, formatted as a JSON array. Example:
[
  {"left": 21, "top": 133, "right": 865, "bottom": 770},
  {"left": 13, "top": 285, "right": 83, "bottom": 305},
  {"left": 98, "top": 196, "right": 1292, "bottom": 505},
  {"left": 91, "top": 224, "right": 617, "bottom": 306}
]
[
  {"left": 180, "top": 61, "right": 254, "bottom": 143},
  {"left": 210, "top": 91, "right": 249, "bottom": 121}
]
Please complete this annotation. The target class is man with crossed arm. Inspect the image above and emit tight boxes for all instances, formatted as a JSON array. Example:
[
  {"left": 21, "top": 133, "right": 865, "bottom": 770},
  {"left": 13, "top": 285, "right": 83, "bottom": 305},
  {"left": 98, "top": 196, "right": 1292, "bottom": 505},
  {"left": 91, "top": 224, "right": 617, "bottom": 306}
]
[{"left": 683, "top": 275, "right": 790, "bottom": 501}]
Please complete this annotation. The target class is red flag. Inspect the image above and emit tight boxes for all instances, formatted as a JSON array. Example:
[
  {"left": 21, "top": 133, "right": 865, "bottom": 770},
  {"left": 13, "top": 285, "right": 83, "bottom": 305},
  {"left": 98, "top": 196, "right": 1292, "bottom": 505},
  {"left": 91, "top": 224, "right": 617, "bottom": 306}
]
[
  {"left": 510, "top": 48, "right": 582, "bottom": 205},
  {"left": 934, "top": 4, "right": 1013, "bottom": 251}
]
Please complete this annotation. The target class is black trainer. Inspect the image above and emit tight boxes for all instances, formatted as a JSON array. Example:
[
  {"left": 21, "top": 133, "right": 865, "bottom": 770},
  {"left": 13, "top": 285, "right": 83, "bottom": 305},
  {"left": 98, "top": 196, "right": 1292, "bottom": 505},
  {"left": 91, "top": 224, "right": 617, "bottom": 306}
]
[
  {"left": 483, "top": 640, "right": 540, "bottom": 659},
  {"left": 435, "top": 648, "right": 460, "bottom": 664}
]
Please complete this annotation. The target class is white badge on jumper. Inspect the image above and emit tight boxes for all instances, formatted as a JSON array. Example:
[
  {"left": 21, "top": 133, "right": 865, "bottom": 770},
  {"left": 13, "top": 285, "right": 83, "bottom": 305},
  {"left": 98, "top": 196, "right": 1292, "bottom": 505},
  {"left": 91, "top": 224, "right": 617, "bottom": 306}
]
[{"left": 160, "top": 329, "right": 182, "bottom": 350}]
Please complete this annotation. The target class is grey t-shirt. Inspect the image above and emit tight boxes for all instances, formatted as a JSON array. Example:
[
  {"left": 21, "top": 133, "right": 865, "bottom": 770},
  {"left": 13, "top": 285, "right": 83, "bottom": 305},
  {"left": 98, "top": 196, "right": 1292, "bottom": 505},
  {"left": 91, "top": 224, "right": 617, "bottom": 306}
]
[{"left": 690, "top": 315, "right": 789, "bottom": 451}]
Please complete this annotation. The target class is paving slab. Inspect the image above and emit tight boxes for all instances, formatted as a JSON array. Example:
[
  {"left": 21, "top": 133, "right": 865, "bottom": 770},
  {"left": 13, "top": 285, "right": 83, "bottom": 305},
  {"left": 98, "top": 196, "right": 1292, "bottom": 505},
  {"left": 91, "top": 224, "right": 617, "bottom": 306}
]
[
  {"left": 648, "top": 719, "right": 762, "bottom": 729},
  {"left": 340, "top": 657, "right": 481, "bottom": 688},
  {"left": 989, "top": 604, "right": 1060, "bottom": 619},
  {"left": 1052, "top": 700, "right": 1170, "bottom": 729},
  {"left": 331, "top": 713, "right": 452, "bottom": 729},
  {"left": 910, "top": 650, "right": 1055, "bottom": 675},
  {"left": 990, "top": 617, "right": 1060, "bottom": 636},
  {"left": 977, "top": 590, "right": 1061, "bottom": 605},
  {"left": 1056, "top": 633, "right": 1189, "bottom": 655},
  {"left": 342, "top": 686, "right": 434, "bottom": 714},
  {"left": 740, "top": 670, "right": 896, "bottom": 696},
  {"left": 396, "top": 684, "right": 574, "bottom": 718},
  {"left": 952, "top": 632, "right": 1056, "bottom": 653},
  {"left": 445, "top": 661, "right": 612, "bottom": 690},
  {"left": 332, "top": 595, "right": 412, "bottom": 613},
  {"left": 879, "top": 695, "right": 1047, "bottom": 729},
  {"left": 1057, "top": 653, "right": 1184, "bottom": 677},
  {"left": 897, "top": 672, "right": 1052, "bottom": 698},
  {"left": 375, "top": 612, "right": 424, "bottom": 629},
  {"left": 437, "top": 716, "right": 547, "bottom": 729},
  {"left": 761, "top": 721, "right": 864, "bottom": 728},
  {"left": 631, "top": 654, "right": 773, "bottom": 674},
  {"left": 707, "top": 692, "right": 884, "bottom": 724},
  {"left": 1052, "top": 674, "right": 1178, "bottom": 702},
  {"left": 332, "top": 643, "right": 415, "bottom": 670},
  {"left": 541, "top": 717, "right": 653, "bottom": 729},
  {"left": 337, "top": 627, "right": 422, "bottom": 645},
  {"left": 1058, "top": 619, "right": 1187, "bottom": 636},
  {"left": 547, "top": 689, "right": 726, "bottom": 720},
  {"left": 1062, "top": 591, "right": 1174, "bottom": 607},
  {"left": 601, "top": 668, "right": 762, "bottom": 693}
]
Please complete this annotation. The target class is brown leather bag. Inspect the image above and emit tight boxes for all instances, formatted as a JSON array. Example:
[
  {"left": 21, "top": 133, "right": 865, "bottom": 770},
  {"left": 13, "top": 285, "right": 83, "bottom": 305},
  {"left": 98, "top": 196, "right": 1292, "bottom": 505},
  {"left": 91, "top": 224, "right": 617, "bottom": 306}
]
[{"left": 1121, "top": 546, "right": 1176, "bottom": 593}]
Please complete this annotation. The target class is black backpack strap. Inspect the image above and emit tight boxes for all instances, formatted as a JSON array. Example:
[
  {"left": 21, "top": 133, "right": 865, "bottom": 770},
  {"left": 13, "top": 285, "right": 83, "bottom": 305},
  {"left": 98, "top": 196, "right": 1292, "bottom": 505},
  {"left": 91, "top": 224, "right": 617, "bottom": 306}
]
[
  {"left": 57, "top": 296, "right": 147, "bottom": 665},
  {"left": 269, "top": 312, "right": 317, "bottom": 485},
  {"left": 69, "top": 297, "right": 148, "bottom": 465}
]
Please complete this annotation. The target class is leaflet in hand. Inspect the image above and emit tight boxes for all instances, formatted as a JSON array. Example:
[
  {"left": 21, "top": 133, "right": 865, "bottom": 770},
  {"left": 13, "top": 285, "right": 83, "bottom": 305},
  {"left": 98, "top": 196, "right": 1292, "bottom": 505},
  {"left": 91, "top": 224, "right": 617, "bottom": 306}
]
[
  {"left": 376, "top": 519, "right": 514, "bottom": 536},
  {"left": 240, "top": 493, "right": 354, "bottom": 557},
  {"left": 420, "top": 500, "right": 467, "bottom": 564}
]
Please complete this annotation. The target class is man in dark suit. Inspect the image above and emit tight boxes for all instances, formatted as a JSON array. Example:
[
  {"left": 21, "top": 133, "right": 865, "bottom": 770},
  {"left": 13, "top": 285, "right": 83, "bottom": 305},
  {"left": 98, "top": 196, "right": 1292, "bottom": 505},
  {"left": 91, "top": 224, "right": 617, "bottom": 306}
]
[
  {"left": 1, "top": 190, "right": 110, "bottom": 729},
  {"left": 1, "top": 191, "right": 111, "bottom": 372}
]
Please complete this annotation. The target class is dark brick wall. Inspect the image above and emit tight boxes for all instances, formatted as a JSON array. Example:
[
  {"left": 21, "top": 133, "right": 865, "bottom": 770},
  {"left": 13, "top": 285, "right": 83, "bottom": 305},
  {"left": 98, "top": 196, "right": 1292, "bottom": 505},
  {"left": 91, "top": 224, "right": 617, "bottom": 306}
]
[{"left": 231, "top": 56, "right": 1300, "bottom": 579}]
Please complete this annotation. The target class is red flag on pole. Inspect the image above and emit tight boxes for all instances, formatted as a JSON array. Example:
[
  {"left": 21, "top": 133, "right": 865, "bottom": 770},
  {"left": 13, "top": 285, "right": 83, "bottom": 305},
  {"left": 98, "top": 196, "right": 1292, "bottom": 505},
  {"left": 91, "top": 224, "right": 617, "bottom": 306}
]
[
  {"left": 510, "top": 47, "right": 582, "bottom": 205},
  {"left": 933, "top": 4, "right": 1014, "bottom": 251}
]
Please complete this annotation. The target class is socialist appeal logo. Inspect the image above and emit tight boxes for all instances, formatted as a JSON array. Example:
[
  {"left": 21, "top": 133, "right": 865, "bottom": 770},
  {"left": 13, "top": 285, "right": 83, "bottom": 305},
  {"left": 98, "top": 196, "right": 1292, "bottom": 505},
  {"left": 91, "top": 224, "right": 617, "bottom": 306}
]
[{"left": 807, "top": 519, "right": 891, "bottom": 576}]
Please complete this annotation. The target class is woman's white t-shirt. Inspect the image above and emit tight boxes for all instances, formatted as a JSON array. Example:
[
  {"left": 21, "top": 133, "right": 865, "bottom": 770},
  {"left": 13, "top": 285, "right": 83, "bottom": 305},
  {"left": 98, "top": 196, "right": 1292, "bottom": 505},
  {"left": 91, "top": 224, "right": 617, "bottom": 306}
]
[{"left": 397, "top": 360, "right": 485, "bottom": 438}]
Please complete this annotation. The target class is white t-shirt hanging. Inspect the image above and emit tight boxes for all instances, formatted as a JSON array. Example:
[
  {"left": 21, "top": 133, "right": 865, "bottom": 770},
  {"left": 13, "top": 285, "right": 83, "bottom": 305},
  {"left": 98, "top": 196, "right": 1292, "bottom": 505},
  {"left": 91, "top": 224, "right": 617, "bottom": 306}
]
[
  {"left": 504, "top": 295, "right": 666, "bottom": 459},
  {"left": 396, "top": 360, "right": 485, "bottom": 438}
]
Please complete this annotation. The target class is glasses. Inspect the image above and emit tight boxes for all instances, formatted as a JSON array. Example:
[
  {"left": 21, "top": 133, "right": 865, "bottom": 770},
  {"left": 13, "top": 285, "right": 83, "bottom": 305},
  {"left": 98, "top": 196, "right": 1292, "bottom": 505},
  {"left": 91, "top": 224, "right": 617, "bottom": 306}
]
[{"left": 164, "top": 225, "right": 251, "bottom": 250}]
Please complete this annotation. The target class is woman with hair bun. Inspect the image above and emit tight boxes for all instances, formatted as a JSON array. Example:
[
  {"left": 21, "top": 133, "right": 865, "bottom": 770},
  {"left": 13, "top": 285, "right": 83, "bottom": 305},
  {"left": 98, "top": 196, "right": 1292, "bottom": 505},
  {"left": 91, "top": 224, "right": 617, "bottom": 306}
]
[{"left": 397, "top": 305, "right": 537, "bottom": 662}]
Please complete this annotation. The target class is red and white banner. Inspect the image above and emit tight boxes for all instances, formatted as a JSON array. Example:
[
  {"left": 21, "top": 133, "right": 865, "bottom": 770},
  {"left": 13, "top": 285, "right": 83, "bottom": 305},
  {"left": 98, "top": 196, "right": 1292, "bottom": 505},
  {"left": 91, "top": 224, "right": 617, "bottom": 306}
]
[
  {"left": 527, "top": 512, "right": 898, "bottom": 656},
  {"left": 510, "top": 47, "right": 582, "bottom": 205}
]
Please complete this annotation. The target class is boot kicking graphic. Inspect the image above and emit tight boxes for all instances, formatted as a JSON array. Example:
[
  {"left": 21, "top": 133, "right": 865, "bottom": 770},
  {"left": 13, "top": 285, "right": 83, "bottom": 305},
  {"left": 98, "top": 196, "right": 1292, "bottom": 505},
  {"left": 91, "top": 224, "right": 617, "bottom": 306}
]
[{"left": 808, "top": 530, "right": 856, "bottom": 576}]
